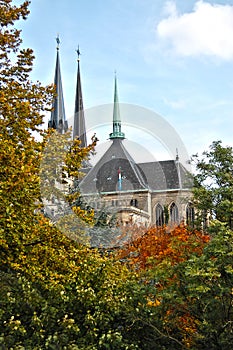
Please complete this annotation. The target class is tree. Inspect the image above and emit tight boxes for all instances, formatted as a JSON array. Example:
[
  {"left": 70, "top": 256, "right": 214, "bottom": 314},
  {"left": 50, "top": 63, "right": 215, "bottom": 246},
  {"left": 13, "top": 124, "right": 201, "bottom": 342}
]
[
  {"left": 0, "top": 0, "right": 54, "bottom": 257},
  {"left": 117, "top": 225, "right": 211, "bottom": 349},
  {"left": 0, "top": 226, "right": 144, "bottom": 349},
  {"left": 2, "top": 3, "right": 231, "bottom": 349},
  {"left": 192, "top": 141, "right": 233, "bottom": 229},
  {"left": 143, "top": 225, "right": 233, "bottom": 349},
  {"left": 0, "top": 0, "right": 98, "bottom": 256},
  {"left": 0, "top": 3, "right": 144, "bottom": 349},
  {"left": 182, "top": 222, "right": 233, "bottom": 349},
  {"left": 118, "top": 222, "right": 233, "bottom": 349},
  {"left": 118, "top": 225, "right": 209, "bottom": 270},
  {"left": 40, "top": 130, "right": 97, "bottom": 246}
]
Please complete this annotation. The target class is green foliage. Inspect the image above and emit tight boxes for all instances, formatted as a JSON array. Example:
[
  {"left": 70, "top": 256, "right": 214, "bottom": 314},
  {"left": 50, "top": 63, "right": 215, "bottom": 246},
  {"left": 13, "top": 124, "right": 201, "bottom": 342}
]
[
  {"left": 0, "top": 4, "right": 143, "bottom": 349},
  {"left": 40, "top": 130, "right": 96, "bottom": 244},
  {"left": 1, "top": 2, "right": 232, "bottom": 350},
  {"left": 183, "top": 222, "right": 233, "bottom": 349},
  {"left": 0, "top": 252, "right": 143, "bottom": 349},
  {"left": 134, "top": 222, "right": 233, "bottom": 349},
  {"left": 0, "top": 0, "right": 54, "bottom": 257},
  {"left": 192, "top": 140, "right": 233, "bottom": 229}
]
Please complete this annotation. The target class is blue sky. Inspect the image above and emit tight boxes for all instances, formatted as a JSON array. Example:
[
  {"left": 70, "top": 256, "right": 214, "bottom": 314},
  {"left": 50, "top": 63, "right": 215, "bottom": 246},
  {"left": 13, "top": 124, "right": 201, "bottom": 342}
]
[{"left": 15, "top": 0, "right": 233, "bottom": 164}]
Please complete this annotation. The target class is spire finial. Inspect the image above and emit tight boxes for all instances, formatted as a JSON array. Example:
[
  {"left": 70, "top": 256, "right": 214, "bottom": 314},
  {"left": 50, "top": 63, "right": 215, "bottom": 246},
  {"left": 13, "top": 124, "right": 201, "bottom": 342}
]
[
  {"left": 76, "top": 45, "right": 81, "bottom": 62},
  {"left": 56, "top": 34, "right": 60, "bottom": 50}
]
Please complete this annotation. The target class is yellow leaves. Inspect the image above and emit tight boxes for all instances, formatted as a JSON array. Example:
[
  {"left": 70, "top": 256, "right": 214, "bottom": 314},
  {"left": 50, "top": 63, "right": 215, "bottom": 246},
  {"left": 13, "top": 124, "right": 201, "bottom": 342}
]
[
  {"left": 40, "top": 129, "right": 97, "bottom": 229},
  {"left": 147, "top": 297, "right": 161, "bottom": 307},
  {"left": 0, "top": 0, "right": 30, "bottom": 27},
  {"left": 72, "top": 205, "right": 95, "bottom": 224},
  {"left": 60, "top": 314, "right": 77, "bottom": 330},
  {"left": 0, "top": 91, "right": 7, "bottom": 103}
]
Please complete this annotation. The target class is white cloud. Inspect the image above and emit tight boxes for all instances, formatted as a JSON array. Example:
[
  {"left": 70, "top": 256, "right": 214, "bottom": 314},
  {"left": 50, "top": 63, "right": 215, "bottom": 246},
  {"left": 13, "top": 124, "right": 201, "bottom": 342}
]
[
  {"left": 156, "top": 1, "right": 233, "bottom": 60},
  {"left": 163, "top": 1, "right": 177, "bottom": 17}
]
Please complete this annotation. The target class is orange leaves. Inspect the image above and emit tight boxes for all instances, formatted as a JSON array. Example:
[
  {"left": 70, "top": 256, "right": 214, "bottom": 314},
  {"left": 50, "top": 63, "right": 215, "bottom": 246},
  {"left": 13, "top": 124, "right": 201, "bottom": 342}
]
[
  {"left": 118, "top": 225, "right": 210, "bottom": 270},
  {"left": 117, "top": 225, "right": 211, "bottom": 347}
]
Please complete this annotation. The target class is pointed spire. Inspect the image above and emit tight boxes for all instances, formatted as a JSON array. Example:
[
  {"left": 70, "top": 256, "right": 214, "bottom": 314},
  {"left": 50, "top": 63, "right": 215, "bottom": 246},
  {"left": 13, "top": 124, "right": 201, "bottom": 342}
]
[
  {"left": 175, "top": 148, "right": 182, "bottom": 189},
  {"left": 48, "top": 35, "right": 68, "bottom": 133},
  {"left": 109, "top": 73, "right": 125, "bottom": 140},
  {"left": 73, "top": 46, "right": 87, "bottom": 147}
]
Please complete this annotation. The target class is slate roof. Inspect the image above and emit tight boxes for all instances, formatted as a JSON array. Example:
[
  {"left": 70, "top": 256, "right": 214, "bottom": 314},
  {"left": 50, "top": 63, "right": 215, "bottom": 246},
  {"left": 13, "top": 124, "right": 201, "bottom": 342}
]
[
  {"left": 80, "top": 139, "right": 192, "bottom": 194},
  {"left": 138, "top": 160, "right": 192, "bottom": 191},
  {"left": 80, "top": 139, "right": 148, "bottom": 194}
]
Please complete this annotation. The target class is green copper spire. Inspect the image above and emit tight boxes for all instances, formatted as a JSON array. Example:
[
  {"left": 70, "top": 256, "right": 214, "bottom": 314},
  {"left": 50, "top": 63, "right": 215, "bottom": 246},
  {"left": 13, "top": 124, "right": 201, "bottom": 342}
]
[{"left": 109, "top": 74, "right": 125, "bottom": 139}]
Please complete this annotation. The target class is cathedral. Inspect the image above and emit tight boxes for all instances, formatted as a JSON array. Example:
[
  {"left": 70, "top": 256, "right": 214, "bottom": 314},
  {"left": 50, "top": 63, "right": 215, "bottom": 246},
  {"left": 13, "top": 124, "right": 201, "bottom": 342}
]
[{"left": 48, "top": 39, "right": 194, "bottom": 227}]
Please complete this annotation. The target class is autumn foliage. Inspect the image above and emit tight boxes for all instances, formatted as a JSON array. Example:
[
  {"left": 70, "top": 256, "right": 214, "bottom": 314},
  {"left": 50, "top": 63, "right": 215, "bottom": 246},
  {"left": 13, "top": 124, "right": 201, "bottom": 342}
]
[
  {"left": 116, "top": 225, "right": 211, "bottom": 348},
  {"left": 118, "top": 225, "right": 210, "bottom": 270},
  {"left": 0, "top": 1, "right": 232, "bottom": 349}
]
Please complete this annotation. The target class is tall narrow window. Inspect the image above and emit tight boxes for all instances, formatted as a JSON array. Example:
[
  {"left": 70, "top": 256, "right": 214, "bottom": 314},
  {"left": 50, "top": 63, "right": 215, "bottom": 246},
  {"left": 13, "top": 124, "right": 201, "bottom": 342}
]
[
  {"left": 155, "top": 204, "right": 164, "bottom": 227},
  {"left": 186, "top": 203, "right": 195, "bottom": 226},
  {"left": 130, "top": 199, "right": 138, "bottom": 207},
  {"left": 170, "top": 202, "right": 179, "bottom": 223}
]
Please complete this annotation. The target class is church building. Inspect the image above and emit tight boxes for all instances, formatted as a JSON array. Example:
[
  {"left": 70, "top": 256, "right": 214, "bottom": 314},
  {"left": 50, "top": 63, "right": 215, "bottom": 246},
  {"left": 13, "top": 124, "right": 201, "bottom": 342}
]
[{"left": 48, "top": 39, "right": 194, "bottom": 227}]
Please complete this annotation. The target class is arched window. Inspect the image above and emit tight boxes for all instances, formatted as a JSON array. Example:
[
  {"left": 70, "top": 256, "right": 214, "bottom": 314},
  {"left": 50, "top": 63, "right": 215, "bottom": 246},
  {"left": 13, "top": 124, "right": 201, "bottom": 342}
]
[
  {"left": 186, "top": 203, "right": 195, "bottom": 226},
  {"left": 155, "top": 204, "right": 164, "bottom": 227},
  {"left": 170, "top": 202, "right": 179, "bottom": 224},
  {"left": 130, "top": 199, "right": 138, "bottom": 207}
]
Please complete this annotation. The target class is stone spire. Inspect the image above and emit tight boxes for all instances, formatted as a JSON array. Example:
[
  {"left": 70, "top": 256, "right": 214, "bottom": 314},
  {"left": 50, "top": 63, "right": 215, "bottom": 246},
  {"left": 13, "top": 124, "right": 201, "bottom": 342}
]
[
  {"left": 109, "top": 73, "right": 125, "bottom": 140},
  {"left": 48, "top": 36, "right": 68, "bottom": 133},
  {"left": 73, "top": 46, "right": 87, "bottom": 147}
]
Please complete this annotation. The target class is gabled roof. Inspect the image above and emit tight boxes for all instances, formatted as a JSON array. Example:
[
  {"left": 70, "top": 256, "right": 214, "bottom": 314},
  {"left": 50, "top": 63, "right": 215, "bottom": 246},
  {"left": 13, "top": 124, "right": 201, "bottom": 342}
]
[
  {"left": 138, "top": 160, "right": 192, "bottom": 191},
  {"left": 80, "top": 139, "right": 148, "bottom": 194},
  {"left": 80, "top": 152, "right": 192, "bottom": 195}
]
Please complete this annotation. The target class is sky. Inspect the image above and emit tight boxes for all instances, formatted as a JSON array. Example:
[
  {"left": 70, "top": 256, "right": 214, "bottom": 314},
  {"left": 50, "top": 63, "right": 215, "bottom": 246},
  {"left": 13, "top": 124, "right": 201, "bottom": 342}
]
[{"left": 14, "top": 0, "right": 233, "bottom": 166}]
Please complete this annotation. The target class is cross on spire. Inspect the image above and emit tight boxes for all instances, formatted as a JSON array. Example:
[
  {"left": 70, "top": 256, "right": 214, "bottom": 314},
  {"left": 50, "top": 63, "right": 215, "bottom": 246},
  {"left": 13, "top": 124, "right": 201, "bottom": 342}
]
[
  {"left": 56, "top": 34, "right": 60, "bottom": 50},
  {"left": 76, "top": 45, "right": 81, "bottom": 61}
]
